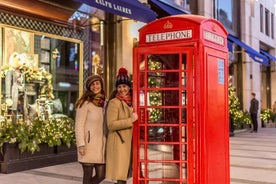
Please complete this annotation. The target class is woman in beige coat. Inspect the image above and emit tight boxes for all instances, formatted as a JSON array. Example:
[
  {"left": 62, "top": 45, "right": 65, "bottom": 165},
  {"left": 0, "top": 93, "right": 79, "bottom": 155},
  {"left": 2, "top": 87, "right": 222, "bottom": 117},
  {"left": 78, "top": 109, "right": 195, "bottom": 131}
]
[
  {"left": 75, "top": 75, "right": 107, "bottom": 184},
  {"left": 105, "top": 68, "right": 138, "bottom": 184}
]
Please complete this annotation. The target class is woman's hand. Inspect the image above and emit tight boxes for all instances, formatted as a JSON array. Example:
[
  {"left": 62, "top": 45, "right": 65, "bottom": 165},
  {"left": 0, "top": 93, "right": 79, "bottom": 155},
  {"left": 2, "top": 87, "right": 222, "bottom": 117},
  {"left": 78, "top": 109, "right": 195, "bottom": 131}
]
[
  {"left": 131, "top": 112, "right": 138, "bottom": 123},
  {"left": 78, "top": 146, "right": 85, "bottom": 156}
]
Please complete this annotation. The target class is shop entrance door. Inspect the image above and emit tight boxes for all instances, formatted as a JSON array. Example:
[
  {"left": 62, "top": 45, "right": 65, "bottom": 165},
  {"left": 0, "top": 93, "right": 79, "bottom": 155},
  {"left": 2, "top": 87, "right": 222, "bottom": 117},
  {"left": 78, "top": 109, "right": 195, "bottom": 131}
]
[{"left": 133, "top": 46, "right": 195, "bottom": 184}]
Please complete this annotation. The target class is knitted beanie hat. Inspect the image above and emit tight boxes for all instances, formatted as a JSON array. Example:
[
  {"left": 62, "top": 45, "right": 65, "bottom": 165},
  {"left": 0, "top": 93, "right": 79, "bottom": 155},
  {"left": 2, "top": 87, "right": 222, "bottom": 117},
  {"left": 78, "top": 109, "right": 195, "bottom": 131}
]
[
  {"left": 115, "top": 67, "right": 131, "bottom": 88},
  {"left": 85, "top": 75, "right": 104, "bottom": 91}
]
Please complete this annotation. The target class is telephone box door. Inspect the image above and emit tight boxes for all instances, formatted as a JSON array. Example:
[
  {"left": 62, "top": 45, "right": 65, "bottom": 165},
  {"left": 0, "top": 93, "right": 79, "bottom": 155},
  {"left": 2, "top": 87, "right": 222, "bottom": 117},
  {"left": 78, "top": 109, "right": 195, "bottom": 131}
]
[{"left": 133, "top": 46, "right": 195, "bottom": 184}]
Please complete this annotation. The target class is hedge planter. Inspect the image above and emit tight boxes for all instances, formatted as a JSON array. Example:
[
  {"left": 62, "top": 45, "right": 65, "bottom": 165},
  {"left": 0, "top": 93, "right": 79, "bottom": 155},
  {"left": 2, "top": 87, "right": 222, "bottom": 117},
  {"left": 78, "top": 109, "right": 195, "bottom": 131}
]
[{"left": 0, "top": 143, "right": 77, "bottom": 174}]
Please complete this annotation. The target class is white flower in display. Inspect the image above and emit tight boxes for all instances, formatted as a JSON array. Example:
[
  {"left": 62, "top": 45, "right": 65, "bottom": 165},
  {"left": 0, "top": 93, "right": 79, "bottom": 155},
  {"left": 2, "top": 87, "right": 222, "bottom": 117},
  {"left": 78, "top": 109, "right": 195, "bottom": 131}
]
[{"left": 5, "top": 98, "right": 13, "bottom": 106}]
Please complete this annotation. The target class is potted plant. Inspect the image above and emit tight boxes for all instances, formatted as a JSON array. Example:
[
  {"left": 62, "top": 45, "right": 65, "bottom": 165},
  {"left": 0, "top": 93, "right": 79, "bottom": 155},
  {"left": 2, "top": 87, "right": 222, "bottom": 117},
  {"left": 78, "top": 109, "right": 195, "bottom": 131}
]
[
  {"left": 260, "top": 108, "right": 274, "bottom": 127},
  {"left": 229, "top": 83, "right": 251, "bottom": 129}
]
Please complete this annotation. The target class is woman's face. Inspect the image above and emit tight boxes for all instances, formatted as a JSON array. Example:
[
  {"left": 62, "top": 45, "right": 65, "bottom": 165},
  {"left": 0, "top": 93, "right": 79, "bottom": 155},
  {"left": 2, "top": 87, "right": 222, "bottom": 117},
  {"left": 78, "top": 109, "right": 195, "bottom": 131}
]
[
  {"left": 90, "top": 80, "right": 102, "bottom": 94},
  {"left": 117, "top": 84, "right": 130, "bottom": 97}
]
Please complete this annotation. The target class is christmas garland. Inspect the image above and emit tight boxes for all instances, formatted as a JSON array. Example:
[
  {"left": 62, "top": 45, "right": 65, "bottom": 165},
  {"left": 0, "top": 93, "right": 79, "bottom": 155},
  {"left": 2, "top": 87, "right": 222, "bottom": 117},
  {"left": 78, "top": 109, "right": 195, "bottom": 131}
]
[{"left": 0, "top": 116, "right": 75, "bottom": 153}]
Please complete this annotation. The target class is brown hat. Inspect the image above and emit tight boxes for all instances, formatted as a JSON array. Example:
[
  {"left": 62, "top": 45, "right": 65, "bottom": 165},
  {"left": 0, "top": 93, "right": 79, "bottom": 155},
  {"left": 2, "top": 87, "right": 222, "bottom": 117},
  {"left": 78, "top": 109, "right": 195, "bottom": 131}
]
[
  {"left": 85, "top": 75, "right": 104, "bottom": 91},
  {"left": 115, "top": 67, "right": 131, "bottom": 87}
]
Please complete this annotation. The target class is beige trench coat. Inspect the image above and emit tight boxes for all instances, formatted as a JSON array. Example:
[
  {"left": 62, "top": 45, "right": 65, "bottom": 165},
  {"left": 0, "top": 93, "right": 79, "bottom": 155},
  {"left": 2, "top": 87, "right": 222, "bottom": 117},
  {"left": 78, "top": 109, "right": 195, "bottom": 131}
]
[
  {"left": 75, "top": 101, "right": 106, "bottom": 164},
  {"left": 105, "top": 98, "right": 134, "bottom": 181}
]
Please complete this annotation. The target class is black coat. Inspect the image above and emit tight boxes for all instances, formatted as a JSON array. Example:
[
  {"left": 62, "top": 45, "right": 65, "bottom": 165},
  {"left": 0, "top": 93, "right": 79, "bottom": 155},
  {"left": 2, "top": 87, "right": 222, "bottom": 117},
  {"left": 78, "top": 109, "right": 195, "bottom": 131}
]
[{"left": 250, "top": 98, "right": 259, "bottom": 114}]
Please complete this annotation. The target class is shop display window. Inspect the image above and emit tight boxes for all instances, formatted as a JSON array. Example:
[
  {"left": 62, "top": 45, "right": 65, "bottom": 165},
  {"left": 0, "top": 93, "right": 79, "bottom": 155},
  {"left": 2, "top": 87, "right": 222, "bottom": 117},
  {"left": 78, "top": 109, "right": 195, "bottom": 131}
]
[{"left": 0, "top": 25, "right": 83, "bottom": 123}]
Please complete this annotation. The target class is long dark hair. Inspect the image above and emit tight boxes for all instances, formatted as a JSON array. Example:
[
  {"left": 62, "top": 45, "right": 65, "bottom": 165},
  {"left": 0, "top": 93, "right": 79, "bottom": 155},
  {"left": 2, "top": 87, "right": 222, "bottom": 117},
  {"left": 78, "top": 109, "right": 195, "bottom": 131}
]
[
  {"left": 75, "top": 84, "right": 105, "bottom": 109},
  {"left": 75, "top": 90, "right": 95, "bottom": 108}
]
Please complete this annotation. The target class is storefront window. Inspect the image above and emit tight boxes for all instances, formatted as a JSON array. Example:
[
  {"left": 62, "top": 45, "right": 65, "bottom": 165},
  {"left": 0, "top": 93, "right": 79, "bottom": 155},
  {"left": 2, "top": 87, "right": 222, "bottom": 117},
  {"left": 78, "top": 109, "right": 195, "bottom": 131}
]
[
  {"left": 36, "top": 35, "right": 81, "bottom": 118},
  {"left": 0, "top": 26, "right": 83, "bottom": 122},
  {"left": 215, "top": 0, "right": 233, "bottom": 30}
]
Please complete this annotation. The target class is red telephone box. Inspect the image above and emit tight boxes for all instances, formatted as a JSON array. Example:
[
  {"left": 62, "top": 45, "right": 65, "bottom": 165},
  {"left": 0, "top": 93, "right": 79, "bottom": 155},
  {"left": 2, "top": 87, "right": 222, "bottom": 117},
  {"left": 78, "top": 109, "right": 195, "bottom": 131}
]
[{"left": 132, "top": 15, "right": 229, "bottom": 184}]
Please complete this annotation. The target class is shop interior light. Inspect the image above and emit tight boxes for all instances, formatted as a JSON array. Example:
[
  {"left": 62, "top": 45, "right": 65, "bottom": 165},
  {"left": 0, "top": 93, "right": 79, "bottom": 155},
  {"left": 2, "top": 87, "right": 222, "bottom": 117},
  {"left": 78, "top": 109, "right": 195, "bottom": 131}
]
[
  {"left": 58, "top": 82, "right": 71, "bottom": 88},
  {"left": 69, "top": 11, "right": 89, "bottom": 21}
]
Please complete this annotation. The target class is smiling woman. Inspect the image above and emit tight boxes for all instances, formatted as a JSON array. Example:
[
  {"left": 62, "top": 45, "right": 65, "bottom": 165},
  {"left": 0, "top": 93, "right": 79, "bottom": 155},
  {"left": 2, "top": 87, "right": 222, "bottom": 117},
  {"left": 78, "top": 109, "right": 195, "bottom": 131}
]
[
  {"left": 75, "top": 75, "right": 107, "bottom": 184},
  {"left": 105, "top": 67, "right": 138, "bottom": 184}
]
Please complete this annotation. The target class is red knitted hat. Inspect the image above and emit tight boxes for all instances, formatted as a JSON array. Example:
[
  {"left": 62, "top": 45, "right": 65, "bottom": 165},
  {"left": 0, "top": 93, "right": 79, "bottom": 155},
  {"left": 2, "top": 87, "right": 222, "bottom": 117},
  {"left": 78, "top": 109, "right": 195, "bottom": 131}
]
[{"left": 115, "top": 67, "right": 131, "bottom": 87}]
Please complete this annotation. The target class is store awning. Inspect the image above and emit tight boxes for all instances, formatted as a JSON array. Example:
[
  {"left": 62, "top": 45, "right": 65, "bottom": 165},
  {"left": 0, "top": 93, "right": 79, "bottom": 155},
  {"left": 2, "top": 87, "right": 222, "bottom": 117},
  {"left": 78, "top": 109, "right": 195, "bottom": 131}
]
[
  {"left": 74, "top": 0, "right": 157, "bottom": 23},
  {"left": 260, "top": 50, "right": 276, "bottom": 62},
  {"left": 228, "top": 35, "right": 269, "bottom": 66},
  {"left": 227, "top": 40, "right": 233, "bottom": 52},
  {"left": 149, "top": 0, "right": 188, "bottom": 15}
]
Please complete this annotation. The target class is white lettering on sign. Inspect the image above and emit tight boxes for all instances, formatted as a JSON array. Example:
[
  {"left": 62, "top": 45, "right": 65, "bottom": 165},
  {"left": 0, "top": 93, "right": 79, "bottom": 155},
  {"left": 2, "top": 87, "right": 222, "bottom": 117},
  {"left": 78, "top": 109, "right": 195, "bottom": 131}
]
[
  {"left": 204, "top": 30, "right": 224, "bottom": 45},
  {"left": 95, "top": 0, "right": 132, "bottom": 15},
  {"left": 146, "top": 30, "right": 192, "bottom": 43},
  {"left": 254, "top": 56, "right": 264, "bottom": 63},
  {"left": 113, "top": 4, "right": 132, "bottom": 14}
]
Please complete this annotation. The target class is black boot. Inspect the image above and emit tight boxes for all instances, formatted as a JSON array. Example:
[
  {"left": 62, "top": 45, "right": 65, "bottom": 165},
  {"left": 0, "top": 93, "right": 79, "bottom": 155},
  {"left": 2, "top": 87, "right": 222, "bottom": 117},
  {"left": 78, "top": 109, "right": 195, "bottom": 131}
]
[
  {"left": 82, "top": 164, "right": 93, "bottom": 184},
  {"left": 117, "top": 180, "right": 126, "bottom": 184},
  {"left": 92, "top": 164, "right": 106, "bottom": 184}
]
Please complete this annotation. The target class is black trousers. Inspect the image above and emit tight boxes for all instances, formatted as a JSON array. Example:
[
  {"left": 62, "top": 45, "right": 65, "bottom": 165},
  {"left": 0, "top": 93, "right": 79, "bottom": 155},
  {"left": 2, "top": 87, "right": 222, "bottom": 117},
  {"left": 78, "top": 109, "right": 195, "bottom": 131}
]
[
  {"left": 251, "top": 113, "right": 258, "bottom": 132},
  {"left": 82, "top": 163, "right": 105, "bottom": 184}
]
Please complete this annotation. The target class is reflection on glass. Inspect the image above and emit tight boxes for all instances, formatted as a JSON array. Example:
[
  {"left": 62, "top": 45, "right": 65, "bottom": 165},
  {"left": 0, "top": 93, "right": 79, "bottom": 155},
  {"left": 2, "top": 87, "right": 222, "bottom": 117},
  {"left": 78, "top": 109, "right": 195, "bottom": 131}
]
[
  {"left": 139, "top": 72, "right": 146, "bottom": 88},
  {"left": 148, "top": 108, "right": 162, "bottom": 123},
  {"left": 182, "top": 126, "right": 187, "bottom": 142},
  {"left": 182, "top": 163, "right": 188, "bottom": 179},
  {"left": 147, "top": 127, "right": 180, "bottom": 142},
  {"left": 148, "top": 72, "right": 180, "bottom": 88},
  {"left": 182, "top": 144, "right": 187, "bottom": 160},
  {"left": 139, "top": 90, "right": 145, "bottom": 106},
  {"left": 164, "top": 90, "right": 179, "bottom": 106},
  {"left": 182, "top": 108, "right": 187, "bottom": 123},
  {"left": 148, "top": 108, "right": 180, "bottom": 123},
  {"left": 148, "top": 91, "right": 162, "bottom": 106},
  {"left": 34, "top": 35, "right": 80, "bottom": 118},
  {"left": 165, "top": 72, "right": 179, "bottom": 87},
  {"left": 148, "top": 126, "right": 167, "bottom": 141},
  {"left": 148, "top": 90, "right": 180, "bottom": 107},
  {"left": 147, "top": 144, "right": 180, "bottom": 160},
  {"left": 182, "top": 91, "right": 187, "bottom": 105},
  {"left": 147, "top": 162, "right": 180, "bottom": 179},
  {"left": 140, "top": 162, "right": 146, "bottom": 179},
  {"left": 148, "top": 54, "right": 179, "bottom": 70},
  {"left": 148, "top": 75, "right": 163, "bottom": 87},
  {"left": 217, "top": 0, "right": 233, "bottom": 30},
  {"left": 182, "top": 54, "right": 187, "bottom": 70},
  {"left": 139, "top": 54, "right": 145, "bottom": 70},
  {"left": 148, "top": 55, "right": 162, "bottom": 70},
  {"left": 182, "top": 72, "right": 186, "bottom": 87},
  {"left": 139, "top": 144, "right": 145, "bottom": 160}
]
